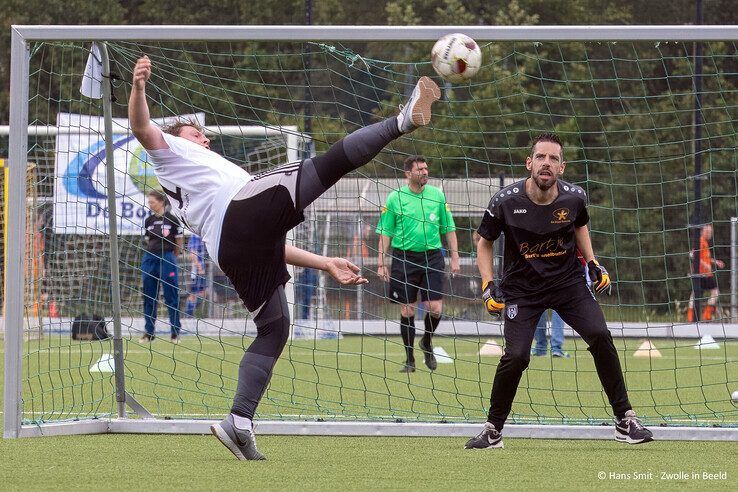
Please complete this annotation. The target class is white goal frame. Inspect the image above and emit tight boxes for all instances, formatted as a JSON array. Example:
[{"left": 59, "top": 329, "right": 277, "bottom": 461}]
[{"left": 5, "top": 25, "right": 738, "bottom": 440}]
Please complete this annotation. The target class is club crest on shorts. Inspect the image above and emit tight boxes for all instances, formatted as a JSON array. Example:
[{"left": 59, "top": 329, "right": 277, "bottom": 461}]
[{"left": 506, "top": 304, "right": 518, "bottom": 319}]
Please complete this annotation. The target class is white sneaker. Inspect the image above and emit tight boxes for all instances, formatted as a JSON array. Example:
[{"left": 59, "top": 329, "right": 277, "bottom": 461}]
[{"left": 397, "top": 76, "right": 441, "bottom": 133}]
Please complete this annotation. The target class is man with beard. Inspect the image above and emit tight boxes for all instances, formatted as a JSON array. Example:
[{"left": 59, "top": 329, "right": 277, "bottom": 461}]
[
  {"left": 376, "top": 156, "right": 460, "bottom": 372},
  {"left": 465, "top": 133, "right": 653, "bottom": 449}
]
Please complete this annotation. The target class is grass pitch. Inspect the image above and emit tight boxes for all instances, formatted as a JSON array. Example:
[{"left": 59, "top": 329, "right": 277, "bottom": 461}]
[
  {"left": 1, "top": 432, "right": 736, "bottom": 490},
  {"left": 14, "top": 335, "right": 738, "bottom": 426},
  {"left": 2, "top": 336, "right": 737, "bottom": 489}
]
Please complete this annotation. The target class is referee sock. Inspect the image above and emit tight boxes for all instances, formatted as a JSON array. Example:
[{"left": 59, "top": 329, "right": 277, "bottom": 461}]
[
  {"left": 400, "top": 315, "right": 416, "bottom": 363},
  {"left": 421, "top": 313, "right": 441, "bottom": 346}
]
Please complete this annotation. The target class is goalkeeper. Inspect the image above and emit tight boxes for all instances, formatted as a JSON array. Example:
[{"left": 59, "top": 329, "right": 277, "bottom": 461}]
[
  {"left": 128, "top": 55, "right": 441, "bottom": 460},
  {"left": 465, "top": 133, "right": 653, "bottom": 450}
]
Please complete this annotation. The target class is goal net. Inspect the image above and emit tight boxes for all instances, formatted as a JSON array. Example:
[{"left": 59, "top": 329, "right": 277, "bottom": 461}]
[{"left": 4, "top": 26, "right": 737, "bottom": 439}]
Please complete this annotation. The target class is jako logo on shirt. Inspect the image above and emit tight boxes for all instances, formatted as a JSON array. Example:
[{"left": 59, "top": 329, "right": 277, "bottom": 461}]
[{"left": 513, "top": 209, "right": 527, "bottom": 214}]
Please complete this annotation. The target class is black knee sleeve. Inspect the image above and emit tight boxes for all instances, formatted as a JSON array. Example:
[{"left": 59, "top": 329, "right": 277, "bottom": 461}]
[
  {"left": 249, "top": 288, "right": 291, "bottom": 357},
  {"left": 310, "top": 118, "right": 401, "bottom": 190}
]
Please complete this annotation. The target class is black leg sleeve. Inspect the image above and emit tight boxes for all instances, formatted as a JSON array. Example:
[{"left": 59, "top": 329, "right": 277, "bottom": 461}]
[
  {"left": 297, "top": 117, "right": 401, "bottom": 211},
  {"left": 231, "top": 285, "right": 291, "bottom": 419}
]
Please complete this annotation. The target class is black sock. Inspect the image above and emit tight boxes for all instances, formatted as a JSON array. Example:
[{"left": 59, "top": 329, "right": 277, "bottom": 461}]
[
  {"left": 422, "top": 313, "right": 441, "bottom": 346},
  {"left": 400, "top": 315, "right": 415, "bottom": 363}
]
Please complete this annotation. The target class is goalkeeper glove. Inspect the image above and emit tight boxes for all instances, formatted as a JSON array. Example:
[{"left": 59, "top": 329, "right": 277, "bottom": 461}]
[
  {"left": 481, "top": 280, "right": 505, "bottom": 316},
  {"left": 587, "top": 259, "right": 612, "bottom": 295}
]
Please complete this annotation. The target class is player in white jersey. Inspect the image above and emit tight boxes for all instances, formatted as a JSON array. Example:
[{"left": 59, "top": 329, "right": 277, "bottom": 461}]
[{"left": 129, "top": 55, "right": 441, "bottom": 460}]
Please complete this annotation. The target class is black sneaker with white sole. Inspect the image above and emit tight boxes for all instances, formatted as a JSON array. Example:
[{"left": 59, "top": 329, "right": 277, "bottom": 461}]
[
  {"left": 615, "top": 410, "right": 654, "bottom": 444},
  {"left": 211, "top": 414, "right": 266, "bottom": 460},
  {"left": 464, "top": 422, "right": 504, "bottom": 449}
]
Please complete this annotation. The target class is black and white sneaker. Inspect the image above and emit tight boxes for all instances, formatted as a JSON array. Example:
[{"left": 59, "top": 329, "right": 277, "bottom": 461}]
[
  {"left": 211, "top": 414, "right": 266, "bottom": 460},
  {"left": 418, "top": 338, "right": 437, "bottom": 371},
  {"left": 464, "top": 422, "right": 504, "bottom": 449},
  {"left": 396, "top": 76, "right": 441, "bottom": 134},
  {"left": 615, "top": 410, "right": 654, "bottom": 444},
  {"left": 399, "top": 361, "right": 416, "bottom": 373}
]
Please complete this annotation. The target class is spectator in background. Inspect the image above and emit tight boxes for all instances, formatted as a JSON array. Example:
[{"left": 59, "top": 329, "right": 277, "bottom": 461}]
[
  {"left": 141, "top": 189, "right": 183, "bottom": 343},
  {"left": 687, "top": 224, "right": 724, "bottom": 322},
  {"left": 376, "top": 156, "right": 460, "bottom": 373},
  {"left": 185, "top": 233, "right": 209, "bottom": 317}
]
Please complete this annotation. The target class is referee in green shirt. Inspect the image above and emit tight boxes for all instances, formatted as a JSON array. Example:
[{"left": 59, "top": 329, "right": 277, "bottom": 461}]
[{"left": 376, "top": 156, "right": 460, "bottom": 372}]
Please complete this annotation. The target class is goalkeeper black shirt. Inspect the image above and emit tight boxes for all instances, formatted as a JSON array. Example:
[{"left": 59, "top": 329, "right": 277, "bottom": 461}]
[{"left": 477, "top": 178, "right": 589, "bottom": 298}]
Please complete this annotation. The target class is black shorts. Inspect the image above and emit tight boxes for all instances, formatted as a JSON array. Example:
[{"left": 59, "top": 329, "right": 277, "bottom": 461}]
[
  {"left": 218, "top": 163, "right": 304, "bottom": 312},
  {"left": 701, "top": 276, "right": 718, "bottom": 291},
  {"left": 387, "top": 249, "right": 445, "bottom": 304}
]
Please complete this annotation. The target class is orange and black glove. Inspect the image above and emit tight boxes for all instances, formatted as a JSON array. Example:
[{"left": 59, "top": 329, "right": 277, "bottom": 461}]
[
  {"left": 587, "top": 259, "right": 612, "bottom": 295},
  {"left": 481, "top": 280, "right": 505, "bottom": 317}
]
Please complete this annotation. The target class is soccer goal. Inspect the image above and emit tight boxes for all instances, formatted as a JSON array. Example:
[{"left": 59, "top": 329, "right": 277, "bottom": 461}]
[{"left": 5, "top": 25, "right": 738, "bottom": 440}]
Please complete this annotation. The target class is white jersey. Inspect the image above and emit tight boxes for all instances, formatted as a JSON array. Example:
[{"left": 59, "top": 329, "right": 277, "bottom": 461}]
[{"left": 147, "top": 130, "right": 252, "bottom": 267}]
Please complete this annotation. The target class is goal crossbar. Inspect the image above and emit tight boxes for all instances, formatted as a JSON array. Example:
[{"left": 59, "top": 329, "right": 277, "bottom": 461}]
[{"left": 11, "top": 24, "right": 738, "bottom": 42}]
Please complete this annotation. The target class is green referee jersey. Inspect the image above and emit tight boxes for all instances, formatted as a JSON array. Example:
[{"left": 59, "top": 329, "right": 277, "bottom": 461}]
[{"left": 376, "top": 184, "right": 456, "bottom": 252}]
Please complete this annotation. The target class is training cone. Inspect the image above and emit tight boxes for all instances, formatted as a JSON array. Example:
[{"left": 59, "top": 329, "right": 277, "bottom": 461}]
[
  {"left": 90, "top": 353, "right": 115, "bottom": 373},
  {"left": 633, "top": 340, "right": 661, "bottom": 358},
  {"left": 694, "top": 334, "right": 720, "bottom": 350},
  {"left": 432, "top": 346, "right": 454, "bottom": 364},
  {"left": 479, "top": 339, "right": 503, "bottom": 356}
]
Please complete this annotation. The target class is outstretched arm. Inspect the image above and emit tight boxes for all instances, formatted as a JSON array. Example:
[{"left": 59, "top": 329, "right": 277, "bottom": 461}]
[
  {"left": 285, "top": 244, "right": 368, "bottom": 285},
  {"left": 128, "top": 56, "right": 167, "bottom": 151}
]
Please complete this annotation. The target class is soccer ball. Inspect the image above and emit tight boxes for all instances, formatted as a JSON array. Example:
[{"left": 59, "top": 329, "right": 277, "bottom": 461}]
[{"left": 431, "top": 33, "right": 482, "bottom": 84}]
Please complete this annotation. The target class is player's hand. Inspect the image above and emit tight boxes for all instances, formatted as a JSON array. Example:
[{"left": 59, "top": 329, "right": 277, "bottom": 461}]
[
  {"left": 450, "top": 256, "right": 460, "bottom": 277},
  {"left": 132, "top": 56, "right": 151, "bottom": 91},
  {"left": 377, "top": 264, "right": 390, "bottom": 282},
  {"left": 587, "top": 259, "right": 612, "bottom": 295},
  {"left": 481, "top": 280, "right": 505, "bottom": 317},
  {"left": 326, "top": 257, "right": 368, "bottom": 285},
  {"left": 715, "top": 259, "right": 725, "bottom": 269}
]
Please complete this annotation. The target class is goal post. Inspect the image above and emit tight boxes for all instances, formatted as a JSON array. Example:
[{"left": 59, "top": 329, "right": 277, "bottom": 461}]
[{"left": 5, "top": 25, "right": 738, "bottom": 440}]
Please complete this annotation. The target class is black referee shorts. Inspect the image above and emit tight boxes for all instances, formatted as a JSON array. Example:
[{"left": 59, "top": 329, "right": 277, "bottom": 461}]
[{"left": 387, "top": 249, "right": 445, "bottom": 304}]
